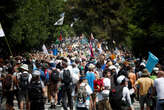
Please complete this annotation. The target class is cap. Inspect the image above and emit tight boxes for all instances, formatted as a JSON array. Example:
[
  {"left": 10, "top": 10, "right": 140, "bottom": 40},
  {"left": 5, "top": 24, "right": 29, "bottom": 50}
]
[{"left": 117, "top": 75, "right": 125, "bottom": 84}]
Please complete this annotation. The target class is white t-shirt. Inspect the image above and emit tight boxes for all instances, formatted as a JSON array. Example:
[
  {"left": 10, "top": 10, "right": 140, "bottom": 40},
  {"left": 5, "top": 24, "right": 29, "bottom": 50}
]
[
  {"left": 154, "top": 77, "right": 164, "bottom": 100},
  {"left": 103, "top": 78, "right": 111, "bottom": 88},
  {"left": 122, "top": 87, "right": 132, "bottom": 106},
  {"left": 76, "top": 82, "right": 93, "bottom": 108}
]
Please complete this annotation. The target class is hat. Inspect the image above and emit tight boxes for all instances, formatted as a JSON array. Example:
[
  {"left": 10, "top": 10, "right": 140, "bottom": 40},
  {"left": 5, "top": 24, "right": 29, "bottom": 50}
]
[
  {"left": 32, "top": 70, "right": 40, "bottom": 76},
  {"left": 117, "top": 75, "right": 125, "bottom": 84},
  {"left": 88, "top": 64, "right": 95, "bottom": 69},
  {"left": 153, "top": 67, "right": 159, "bottom": 71},
  {"left": 142, "top": 69, "right": 150, "bottom": 76},
  {"left": 109, "top": 65, "right": 117, "bottom": 70},
  {"left": 140, "top": 62, "right": 146, "bottom": 67},
  {"left": 20, "top": 64, "right": 29, "bottom": 71}
]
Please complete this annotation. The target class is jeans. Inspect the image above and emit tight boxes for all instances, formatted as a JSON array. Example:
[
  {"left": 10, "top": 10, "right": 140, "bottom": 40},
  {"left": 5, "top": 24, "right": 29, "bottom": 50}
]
[
  {"left": 61, "top": 85, "right": 73, "bottom": 110},
  {"left": 156, "top": 99, "right": 164, "bottom": 110}
]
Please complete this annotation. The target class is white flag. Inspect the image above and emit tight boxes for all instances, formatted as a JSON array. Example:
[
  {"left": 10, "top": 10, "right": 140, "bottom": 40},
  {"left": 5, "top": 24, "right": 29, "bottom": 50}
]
[
  {"left": 70, "top": 22, "right": 74, "bottom": 27},
  {"left": 42, "top": 44, "right": 49, "bottom": 54},
  {"left": 54, "top": 17, "right": 64, "bottom": 25},
  {"left": 54, "top": 13, "right": 65, "bottom": 26},
  {"left": 0, "top": 23, "right": 5, "bottom": 37}
]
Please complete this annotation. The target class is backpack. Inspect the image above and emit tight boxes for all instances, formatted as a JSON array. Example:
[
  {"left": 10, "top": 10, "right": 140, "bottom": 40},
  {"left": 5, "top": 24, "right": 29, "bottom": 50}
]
[
  {"left": 19, "top": 72, "right": 29, "bottom": 91},
  {"left": 62, "top": 69, "right": 72, "bottom": 85},
  {"left": 109, "top": 85, "right": 124, "bottom": 107},
  {"left": 94, "top": 78, "right": 104, "bottom": 92},
  {"left": 51, "top": 70, "right": 60, "bottom": 83},
  {"left": 28, "top": 81, "right": 44, "bottom": 101},
  {"left": 3, "top": 74, "right": 13, "bottom": 91},
  {"left": 77, "top": 84, "right": 87, "bottom": 104}
]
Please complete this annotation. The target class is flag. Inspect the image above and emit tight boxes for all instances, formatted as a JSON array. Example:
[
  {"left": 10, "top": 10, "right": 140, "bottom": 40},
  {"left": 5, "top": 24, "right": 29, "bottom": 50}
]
[
  {"left": 42, "top": 44, "right": 49, "bottom": 54},
  {"left": 0, "top": 23, "right": 5, "bottom": 37},
  {"left": 89, "top": 41, "right": 94, "bottom": 57},
  {"left": 70, "top": 22, "right": 74, "bottom": 27},
  {"left": 146, "top": 52, "right": 159, "bottom": 73},
  {"left": 59, "top": 33, "right": 62, "bottom": 41},
  {"left": 54, "top": 17, "right": 64, "bottom": 25}
]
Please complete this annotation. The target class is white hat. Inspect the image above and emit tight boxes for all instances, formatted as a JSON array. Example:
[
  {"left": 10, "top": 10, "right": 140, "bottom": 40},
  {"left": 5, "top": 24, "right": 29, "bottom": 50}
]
[
  {"left": 88, "top": 64, "right": 95, "bottom": 69},
  {"left": 117, "top": 75, "right": 125, "bottom": 84},
  {"left": 140, "top": 62, "right": 146, "bottom": 67},
  {"left": 20, "top": 64, "right": 29, "bottom": 71},
  {"left": 109, "top": 65, "right": 117, "bottom": 70},
  {"left": 32, "top": 70, "right": 40, "bottom": 76},
  {"left": 153, "top": 67, "right": 159, "bottom": 71}
]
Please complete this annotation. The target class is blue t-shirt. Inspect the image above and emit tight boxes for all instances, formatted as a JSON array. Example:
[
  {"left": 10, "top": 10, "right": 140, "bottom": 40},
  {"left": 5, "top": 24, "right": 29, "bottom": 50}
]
[{"left": 86, "top": 72, "right": 95, "bottom": 91}]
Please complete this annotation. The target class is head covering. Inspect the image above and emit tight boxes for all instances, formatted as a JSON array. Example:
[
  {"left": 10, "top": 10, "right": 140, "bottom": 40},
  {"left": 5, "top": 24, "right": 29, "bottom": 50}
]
[
  {"left": 20, "top": 64, "right": 29, "bottom": 71},
  {"left": 32, "top": 70, "right": 40, "bottom": 76},
  {"left": 117, "top": 75, "right": 125, "bottom": 84},
  {"left": 142, "top": 69, "right": 150, "bottom": 76},
  {"left": 140, "top": 62, "right": 146, "bottom": 67},
  {"left": 88, "top": 64, "right": 95, "bottom": 69},
  {"left": 153, "top": 67, "right": 159, "bottom": 71}
]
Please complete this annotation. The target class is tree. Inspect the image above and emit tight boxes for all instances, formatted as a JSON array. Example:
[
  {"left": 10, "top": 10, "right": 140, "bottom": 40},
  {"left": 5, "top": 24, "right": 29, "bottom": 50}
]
[
  {"left": 65, "top": 0, "right": 129, "bottom": 43},
  {"left": 127, "top": 0, "right": 164, "bottom": 62}
]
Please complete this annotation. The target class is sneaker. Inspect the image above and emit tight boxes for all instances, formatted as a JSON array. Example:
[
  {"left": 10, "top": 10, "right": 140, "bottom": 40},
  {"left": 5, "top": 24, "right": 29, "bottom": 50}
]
[{"left": 49, "top": 105, "right": 56, "bottom": 109}]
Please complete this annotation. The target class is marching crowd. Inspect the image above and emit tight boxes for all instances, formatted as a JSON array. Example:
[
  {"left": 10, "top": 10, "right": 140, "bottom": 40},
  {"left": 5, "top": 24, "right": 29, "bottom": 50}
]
[{"left": 0, "top": 39, "right": 164, "bottom": 110}]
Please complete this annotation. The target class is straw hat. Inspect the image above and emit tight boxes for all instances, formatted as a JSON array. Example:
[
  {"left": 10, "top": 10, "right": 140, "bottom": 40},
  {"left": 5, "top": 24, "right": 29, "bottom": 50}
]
[
  {"left": 20, "top": 64, "right": 29, "bottom": 71},
  {"left": 88, "top": 64, "right": 95, "bottom": 69}
]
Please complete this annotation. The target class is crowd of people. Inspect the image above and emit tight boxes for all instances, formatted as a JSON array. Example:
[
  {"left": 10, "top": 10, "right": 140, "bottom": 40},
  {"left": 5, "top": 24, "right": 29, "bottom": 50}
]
[{"left": 0, "top": 37, "right": 164, "bottom": 110}]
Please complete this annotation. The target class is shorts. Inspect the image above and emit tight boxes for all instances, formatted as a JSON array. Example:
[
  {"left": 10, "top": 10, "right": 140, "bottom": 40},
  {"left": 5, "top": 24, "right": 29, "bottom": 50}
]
[
  {"left": 49, "top": 83, "right": 58, "bottom": 97},
  {"left": 6, "top": 91, "right": 14, "bottom": 106},
  {"left": 19, "top": 90, "right": 29, "bottom": 102},
  {"left": 139, "top": 95, "right": 151, "bottom": 107}
]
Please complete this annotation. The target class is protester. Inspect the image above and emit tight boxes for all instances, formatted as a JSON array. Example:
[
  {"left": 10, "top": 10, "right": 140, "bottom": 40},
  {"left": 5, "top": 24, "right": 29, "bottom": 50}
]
[
  {"left": 154, "top": 71, "right": 164, "bottom": 110},
  {"left": 110, "top": 75, "right": 133, "bottom": 110},
  {"left": 60, "top": 58, "right": 73, "bottom": 110},
  {"left": 135, "top": 69, "right": 154, "bottom": 110},
  {"left": 28, "top": 70, "right": 46, "bottom": 110},
  {"left": 76, "top": 76, "right": 93, "bottom": 110},
  {"left": 19, "top": 64, "right": 32, "bottom": 110}
]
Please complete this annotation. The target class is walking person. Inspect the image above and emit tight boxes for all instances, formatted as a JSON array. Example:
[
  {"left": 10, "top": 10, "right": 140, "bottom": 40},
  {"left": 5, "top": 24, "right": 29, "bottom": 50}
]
[
  {"left": 154, "top": 71, "right": 164, "bottom": 110},
  {"left": 60, "top": 58, "right": 73, "bottom": 110},
  {"left": 135, "top": 69, "right": 154, "bottom": 110},
  {"left": 28, "top": 70, "right": 46, "bottom": 110}
]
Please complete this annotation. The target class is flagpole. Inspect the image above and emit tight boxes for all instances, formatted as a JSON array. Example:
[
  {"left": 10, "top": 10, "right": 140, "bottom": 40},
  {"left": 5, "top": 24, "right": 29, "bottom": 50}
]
[{"left": 4, "top": 36, "right": 13, "bottom": 56}]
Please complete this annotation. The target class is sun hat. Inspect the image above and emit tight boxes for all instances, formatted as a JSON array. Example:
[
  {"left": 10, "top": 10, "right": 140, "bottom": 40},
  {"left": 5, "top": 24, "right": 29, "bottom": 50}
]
[
  {"left": 20, "top": 64, "right": 29, "bottom": 71},
  {"left": 88, "top": 64, "right": 95, "bottom": 69}
]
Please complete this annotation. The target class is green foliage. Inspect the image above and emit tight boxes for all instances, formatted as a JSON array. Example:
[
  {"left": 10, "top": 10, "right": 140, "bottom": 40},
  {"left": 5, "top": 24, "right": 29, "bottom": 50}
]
[{"left": 66, "top": 0, "right": 129, "bottom": 42}]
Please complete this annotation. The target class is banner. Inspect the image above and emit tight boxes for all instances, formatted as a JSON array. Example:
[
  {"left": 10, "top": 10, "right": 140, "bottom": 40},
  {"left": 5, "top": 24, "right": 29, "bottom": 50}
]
[
  {"left": 146, "top": 52, "right": 159, "bottom": 73},
  {"left": 0, "top": 23, "right": 5, "bottom": 37}
]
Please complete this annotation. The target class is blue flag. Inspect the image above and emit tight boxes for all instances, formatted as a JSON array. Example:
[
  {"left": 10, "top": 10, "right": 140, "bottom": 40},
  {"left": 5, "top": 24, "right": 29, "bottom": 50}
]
[{"left": 146, "top": 52, "right": 159, "bottom": 73}]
